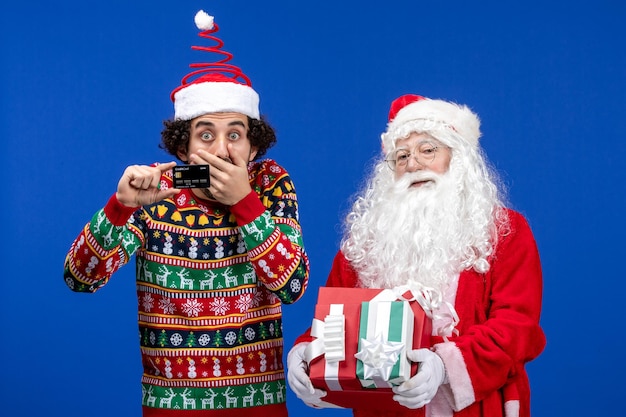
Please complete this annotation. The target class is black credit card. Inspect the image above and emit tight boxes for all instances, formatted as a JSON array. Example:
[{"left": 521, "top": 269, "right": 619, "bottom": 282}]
[{"left": 173, "top": 165, "right": 210, "bottom": 188}]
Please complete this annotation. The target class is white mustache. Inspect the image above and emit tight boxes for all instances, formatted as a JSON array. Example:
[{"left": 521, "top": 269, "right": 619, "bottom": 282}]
[{"left": 394, "top": 171, "right": 441, "bottom": 190}]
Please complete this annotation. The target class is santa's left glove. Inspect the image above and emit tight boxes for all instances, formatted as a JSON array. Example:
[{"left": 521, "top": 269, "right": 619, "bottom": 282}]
[
  {"left": 392, "top": 348, "right": 446, "bottom": 409},
  {"left": 287, "top": 342, "right": 327, "bottom": 407}
]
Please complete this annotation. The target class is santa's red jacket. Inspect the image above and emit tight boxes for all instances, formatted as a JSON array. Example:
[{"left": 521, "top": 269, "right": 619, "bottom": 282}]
[{"left": 294, "top": 209, "right": 546, "bottom": 417}]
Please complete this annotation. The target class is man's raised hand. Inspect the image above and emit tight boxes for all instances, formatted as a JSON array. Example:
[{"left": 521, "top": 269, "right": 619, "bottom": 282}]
[{"left": 116, "top": 162, "right": 180, "bottom": 208}]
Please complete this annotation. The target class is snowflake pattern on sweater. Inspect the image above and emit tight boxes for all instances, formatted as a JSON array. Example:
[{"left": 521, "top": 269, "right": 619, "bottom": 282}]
[{"left": 64, "top": 159, "right": 309, "bottom": 414}]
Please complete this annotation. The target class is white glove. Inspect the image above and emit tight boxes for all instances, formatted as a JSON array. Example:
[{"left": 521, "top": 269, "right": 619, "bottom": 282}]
[
  {"left": 287, "top": 342, "right": 327, "bottom": 407},
  {"left": 392, "top": 348, "right": 446, "bottom": 409}
]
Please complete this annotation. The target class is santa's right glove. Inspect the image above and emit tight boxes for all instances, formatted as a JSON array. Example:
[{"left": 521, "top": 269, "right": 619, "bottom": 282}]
[
  {"left": 287, "top": 342, "right": 327, "bottom": 407},
  {"left": 392, "top": 348, "right": 446, "bottom": 409}
]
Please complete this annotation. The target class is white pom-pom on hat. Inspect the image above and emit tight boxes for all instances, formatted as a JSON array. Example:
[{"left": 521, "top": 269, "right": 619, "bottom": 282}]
[{"left": 194, "top": 10, "right": 214, "bottom": 30}]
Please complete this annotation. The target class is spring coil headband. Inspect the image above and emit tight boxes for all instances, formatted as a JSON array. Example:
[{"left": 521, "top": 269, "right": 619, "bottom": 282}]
[{"left": 171, "top": 10, "right": 260, "bottom": 120}]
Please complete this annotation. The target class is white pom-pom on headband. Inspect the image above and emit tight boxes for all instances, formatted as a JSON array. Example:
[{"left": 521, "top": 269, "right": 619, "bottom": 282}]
[{"left": 194, "top": 10, "right": 214, "bottom": 30}]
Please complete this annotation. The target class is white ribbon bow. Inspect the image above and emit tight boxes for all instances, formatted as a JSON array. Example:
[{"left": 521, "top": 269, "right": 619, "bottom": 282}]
[{"left": 354, "top": 333, "right": 405, "bottom": 381}]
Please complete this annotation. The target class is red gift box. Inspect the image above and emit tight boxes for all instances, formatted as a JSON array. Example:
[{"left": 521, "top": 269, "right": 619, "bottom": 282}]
[{"left": 305, "top": 287, "right": 432, "bottom": 411}]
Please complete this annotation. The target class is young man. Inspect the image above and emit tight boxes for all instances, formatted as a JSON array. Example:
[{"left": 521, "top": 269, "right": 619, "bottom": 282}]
[
  {"left": 287, "top": 94, "right": 545, "bottom": 417},
  {"left": 64, "top": 10, "right": 309, "bottom": 416}
]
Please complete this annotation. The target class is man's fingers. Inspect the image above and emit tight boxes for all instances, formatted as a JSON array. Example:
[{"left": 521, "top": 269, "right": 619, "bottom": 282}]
[
  {"left": 227, "top": 143, "right": 248, "bottom": 168},
  {"left": 159, "top": 161, "right": 178, "bottom": 172},
  {"left": 157, "top": 188, "right": 181, "bottom": 200},
  {"left": 129, "top": 163, "right": 175, "bottom": 190},
  {"left": 118, "top": 163, "right": 181, "bottom": 207}
]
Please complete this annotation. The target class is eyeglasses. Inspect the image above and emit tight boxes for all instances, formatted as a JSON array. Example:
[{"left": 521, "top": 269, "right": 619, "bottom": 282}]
[{"left": 385, "top": 141, "right": 443, "bottom": 171}]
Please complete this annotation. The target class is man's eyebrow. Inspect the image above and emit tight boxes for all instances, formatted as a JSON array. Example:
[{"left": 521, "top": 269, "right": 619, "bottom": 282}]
[
  {"left": 228, "top": 120, "right": 246, "bottom": 128},
  {"left": 194, "top": 120, "right": 214, "bottom": 129},
  {"left": 193, "top": 120, "right": 246, "bottom": 129}
]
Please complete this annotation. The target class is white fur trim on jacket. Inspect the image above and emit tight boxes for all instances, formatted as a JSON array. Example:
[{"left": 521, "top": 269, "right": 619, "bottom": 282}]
[
  {"left": 433, "top": 341, "right": 475, "bottom": 411},
  {"left": 505, "top": 399, "right": 520, "bottom": 417}
]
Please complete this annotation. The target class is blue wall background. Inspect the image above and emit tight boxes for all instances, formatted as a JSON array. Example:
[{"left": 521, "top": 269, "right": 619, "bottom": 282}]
[{"left": 2, "top": 1, "right": 625, "bottom": 415}]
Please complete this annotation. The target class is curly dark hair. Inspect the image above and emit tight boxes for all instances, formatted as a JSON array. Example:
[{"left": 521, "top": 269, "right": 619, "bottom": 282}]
[{"left": 160, "top": 116, "right": 277, "bottom": 161}]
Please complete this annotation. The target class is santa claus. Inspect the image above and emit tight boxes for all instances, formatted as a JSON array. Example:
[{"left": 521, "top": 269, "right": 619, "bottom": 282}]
[{"left": 287, "top": 94, "right": 546, "bottom": 417}]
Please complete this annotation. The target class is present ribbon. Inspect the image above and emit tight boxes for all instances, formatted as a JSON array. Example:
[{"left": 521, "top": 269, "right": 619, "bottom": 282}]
[
  {"left": 354, "top": 333, "right": 404, "bottom": 381},
  {"left": 391, "top": 284, "right": 460, "bottom": 340},
  {"left": 307, "top": 304, "right": 346, "bottom": 363},
  {"left": 305, "top": 304, "right": 346, "bottom": 391},
  {"left": 305, "top": 285, "right": 460, "bottom": 392},
  {"left": 321, "top": 310, "right": 346, "bottom": 363}
]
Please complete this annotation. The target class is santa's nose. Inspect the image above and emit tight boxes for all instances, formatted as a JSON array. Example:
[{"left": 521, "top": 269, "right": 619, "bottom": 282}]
[{"left": 404, "top": 155, "right": 425, "bottom": 171}]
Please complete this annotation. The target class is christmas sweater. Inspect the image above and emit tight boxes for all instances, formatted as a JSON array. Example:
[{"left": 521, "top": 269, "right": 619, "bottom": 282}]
[
  {"left": 295, "top": 209, "right": 545, "bottom": 417},
  {"left": 64, "top": 159, "right": 309, "bottom": 417}
]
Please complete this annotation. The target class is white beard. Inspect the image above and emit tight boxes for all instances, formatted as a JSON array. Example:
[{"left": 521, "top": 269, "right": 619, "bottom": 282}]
[{"left": 341, "top": 163, "right": 492, "bottom": 296}]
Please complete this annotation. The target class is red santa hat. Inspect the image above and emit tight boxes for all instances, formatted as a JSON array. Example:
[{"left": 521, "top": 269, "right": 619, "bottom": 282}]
[
  {"left": 381, "top": 94, "right": 481, "bottom": 152},
  {"left": 171, "top": 10, "right": 260, "bottom": 120}
]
